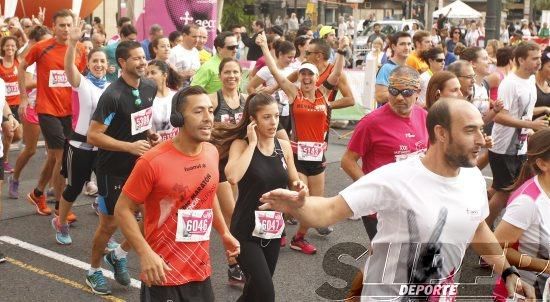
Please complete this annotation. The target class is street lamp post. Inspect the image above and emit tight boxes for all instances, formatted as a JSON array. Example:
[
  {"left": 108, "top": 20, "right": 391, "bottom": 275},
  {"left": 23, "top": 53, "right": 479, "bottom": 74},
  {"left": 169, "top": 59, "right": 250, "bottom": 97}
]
[{"left": 485, "top": 0, "right": 501, "bottom": 40}]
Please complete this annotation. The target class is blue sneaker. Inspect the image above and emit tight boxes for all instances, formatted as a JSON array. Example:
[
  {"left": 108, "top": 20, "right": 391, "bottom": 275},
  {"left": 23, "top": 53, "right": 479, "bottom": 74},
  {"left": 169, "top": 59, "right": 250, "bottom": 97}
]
[
  {"left": 86, "top": 270, "right": 111, "bottom": 295},
  {"left": 104, "top": 251, "right": 131, "bottom": 286},
  {"left": 51, "top": 217, "right": 72, "bottom": 245}
]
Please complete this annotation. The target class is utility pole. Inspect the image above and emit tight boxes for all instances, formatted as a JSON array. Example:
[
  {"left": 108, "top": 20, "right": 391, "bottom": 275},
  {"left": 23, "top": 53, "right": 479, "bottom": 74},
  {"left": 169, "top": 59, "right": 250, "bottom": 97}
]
[{"left": 485, "top": 0, "right": 501, "bottom": 40}]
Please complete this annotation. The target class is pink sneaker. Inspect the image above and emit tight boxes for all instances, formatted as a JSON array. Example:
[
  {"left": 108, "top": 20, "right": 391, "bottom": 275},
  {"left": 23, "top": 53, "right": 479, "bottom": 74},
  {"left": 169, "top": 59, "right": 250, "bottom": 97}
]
[
  {"left": 3, "top": 162, "right": 13, "bottom": 173},
  {"left": 290, "top": 236, "right": 317, "bottom": 255},
  {"left": 280, "top": 236, "right": 287, "bottom": 247}
]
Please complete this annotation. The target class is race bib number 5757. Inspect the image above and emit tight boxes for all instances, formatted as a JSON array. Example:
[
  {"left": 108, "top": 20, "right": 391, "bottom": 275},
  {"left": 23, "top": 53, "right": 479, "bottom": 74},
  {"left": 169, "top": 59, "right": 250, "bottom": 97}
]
[
  {"left": 176, "top": 209, "right": 213, "bottom": 242},
  {"left": 130, "top": 107, "right": 153, "bottom": 135}
]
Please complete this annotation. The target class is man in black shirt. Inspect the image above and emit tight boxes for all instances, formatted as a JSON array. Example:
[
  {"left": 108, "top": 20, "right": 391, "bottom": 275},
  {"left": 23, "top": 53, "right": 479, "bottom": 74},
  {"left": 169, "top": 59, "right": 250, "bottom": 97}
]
[
  {"left": 241, "top": 20, "right": 265, "bottom": 61},
  {"left": 85, "top": 40, "right": 159, "bottom": 295}
]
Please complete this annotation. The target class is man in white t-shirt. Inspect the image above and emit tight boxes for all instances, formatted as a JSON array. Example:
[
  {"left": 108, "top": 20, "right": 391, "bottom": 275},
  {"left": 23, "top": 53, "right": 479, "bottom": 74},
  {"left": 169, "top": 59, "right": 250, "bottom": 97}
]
[
  {"left": 168, "top": 24, "right": 200, "bottom": 84},
  {"left": 487, "top": 42, "right": 548, "bottom": 228},
  {"left": 260, "top": 98, "right": 536, "bottom": 301}
]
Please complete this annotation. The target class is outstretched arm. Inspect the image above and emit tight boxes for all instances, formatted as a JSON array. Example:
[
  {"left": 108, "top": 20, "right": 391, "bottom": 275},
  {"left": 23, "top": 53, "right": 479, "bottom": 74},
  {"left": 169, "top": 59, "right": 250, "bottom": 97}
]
[{"left": 326, "top": 36, "right": 350, "bottom": 86}]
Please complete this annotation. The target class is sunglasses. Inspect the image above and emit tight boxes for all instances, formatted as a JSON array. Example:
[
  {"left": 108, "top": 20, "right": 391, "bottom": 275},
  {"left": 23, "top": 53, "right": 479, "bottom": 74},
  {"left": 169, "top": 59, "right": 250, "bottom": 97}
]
[
  {"left": 305, "top": 50, "right": 322, "bottom": 56},
  {"left": 225, "top": 45, "right": 238, "bottom": 50},
  {"left": 434, "top": 58, "right": 445, "bottom": 63},
  {"left": 132, "top": 89, "right": 142, "bottom": 107},
  {"left": 388, "top": 86, "right": 416, "bottom": 97}
]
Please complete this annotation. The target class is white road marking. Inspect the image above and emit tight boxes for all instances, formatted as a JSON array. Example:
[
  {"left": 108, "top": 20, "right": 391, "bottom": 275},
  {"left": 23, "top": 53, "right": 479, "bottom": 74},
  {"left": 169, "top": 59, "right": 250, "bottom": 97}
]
[{"left": 0, "top": 236, "right": 141, "bottom": 288}]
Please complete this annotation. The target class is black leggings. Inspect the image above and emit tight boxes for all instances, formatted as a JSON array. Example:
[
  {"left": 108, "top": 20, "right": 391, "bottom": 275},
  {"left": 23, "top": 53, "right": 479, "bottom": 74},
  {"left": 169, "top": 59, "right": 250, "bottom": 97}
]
[{"left": 237, "top": 238, "right": 280, "bottom": 302}]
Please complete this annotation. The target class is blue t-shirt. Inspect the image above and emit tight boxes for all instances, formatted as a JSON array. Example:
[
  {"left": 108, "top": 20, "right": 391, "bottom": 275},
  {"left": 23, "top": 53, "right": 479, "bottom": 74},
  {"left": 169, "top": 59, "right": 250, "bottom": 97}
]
[
  {"left": 375, "top": 60, "right": 398, "bottom": 87},
  {"left": 445, "top": 52, "right": 457, "bottom": 67}
]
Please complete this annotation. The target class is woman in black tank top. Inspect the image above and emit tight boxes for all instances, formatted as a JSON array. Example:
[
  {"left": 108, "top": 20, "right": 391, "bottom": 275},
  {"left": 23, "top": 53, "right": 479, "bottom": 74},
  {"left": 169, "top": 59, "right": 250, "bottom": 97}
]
[
  {"left": 208, "top": 58, "right": 249, "bottom": 285},
  {"left": 213, "top": 93, "right": 305, "bottom": 302}
]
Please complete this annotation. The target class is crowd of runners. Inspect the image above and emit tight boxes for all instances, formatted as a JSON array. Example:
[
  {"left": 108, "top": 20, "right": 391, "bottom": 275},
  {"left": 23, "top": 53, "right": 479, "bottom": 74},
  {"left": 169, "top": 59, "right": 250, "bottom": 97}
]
[{"left": 0, "top": 6, "right": 549, "bottom": 302}]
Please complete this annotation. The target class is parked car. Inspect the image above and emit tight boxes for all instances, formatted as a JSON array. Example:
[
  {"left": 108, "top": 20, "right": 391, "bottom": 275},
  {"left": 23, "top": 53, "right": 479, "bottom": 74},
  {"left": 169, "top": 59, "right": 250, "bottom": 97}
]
[{"left": 354, "top": 19, "right": 425, "bottom": 49}]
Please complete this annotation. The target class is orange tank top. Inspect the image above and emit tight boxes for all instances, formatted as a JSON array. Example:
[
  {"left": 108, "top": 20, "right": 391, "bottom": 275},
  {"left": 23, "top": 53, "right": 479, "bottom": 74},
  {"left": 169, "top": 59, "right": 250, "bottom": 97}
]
[
  {"left": 291, "top": 89, "right": 329, "bottom": 145},
  {"left": 0, "top": 59, "right": 20, "bottom": 106}
]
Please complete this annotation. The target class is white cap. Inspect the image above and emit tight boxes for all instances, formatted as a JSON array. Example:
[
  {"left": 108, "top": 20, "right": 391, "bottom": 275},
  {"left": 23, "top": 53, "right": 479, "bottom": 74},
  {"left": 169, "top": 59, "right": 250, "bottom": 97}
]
[{"left": 299, "top": 63, "right": 319, "bottom": 75}]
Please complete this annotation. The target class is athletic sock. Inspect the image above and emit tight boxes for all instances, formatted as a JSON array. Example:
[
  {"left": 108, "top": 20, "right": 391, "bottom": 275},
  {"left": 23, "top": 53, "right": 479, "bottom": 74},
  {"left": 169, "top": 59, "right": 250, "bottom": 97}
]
[
  {"left": 34, "top": 188, "right": 43, "bottom": 197},
  {"left": 114, "top": 245, "right": 128, "bottom": 259},
  {"left": 88, "top": 267, "right": 100, "bottom": 275}
]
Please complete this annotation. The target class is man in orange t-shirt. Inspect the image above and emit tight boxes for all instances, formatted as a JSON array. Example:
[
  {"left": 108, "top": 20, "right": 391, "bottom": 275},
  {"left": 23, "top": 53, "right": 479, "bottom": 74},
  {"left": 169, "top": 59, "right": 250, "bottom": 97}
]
[
  {"left": 115, "top": 86, "right": 240, "bottom": 301},
  {"left": 17, "top": 9, "right": 86, "bottom": 217}
]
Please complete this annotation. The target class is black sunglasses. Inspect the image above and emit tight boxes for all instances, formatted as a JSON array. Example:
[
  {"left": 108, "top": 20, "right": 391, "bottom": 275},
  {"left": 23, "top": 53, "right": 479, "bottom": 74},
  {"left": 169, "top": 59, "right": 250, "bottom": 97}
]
[
  {"left": 388, "top": 86, "right": 416, "bottom": 97},
  {"left": 225, "top": 45, "right": 238, "bottom": 50},
  {"left": 434, "top": 58, "right": 445, "bottom": 63}
]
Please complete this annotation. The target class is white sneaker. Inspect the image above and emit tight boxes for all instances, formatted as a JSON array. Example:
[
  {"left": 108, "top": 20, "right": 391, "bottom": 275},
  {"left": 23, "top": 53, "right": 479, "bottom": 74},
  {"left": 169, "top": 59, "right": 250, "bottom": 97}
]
[{"left": 84, "top": 181, "right": 98, "bottom": 196}]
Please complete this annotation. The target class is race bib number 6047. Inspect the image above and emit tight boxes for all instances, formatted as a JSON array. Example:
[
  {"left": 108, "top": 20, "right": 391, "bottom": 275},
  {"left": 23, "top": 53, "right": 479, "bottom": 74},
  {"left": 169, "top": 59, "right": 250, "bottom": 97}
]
[
  {"left": 176, "top": 209, "right": 213, "bottom": 242},
  {"left": 252, "top": 211, "right": 285, "bottom": 239},
  {"left": 130, "top": 107, "right": 153, "bottom": 136}
]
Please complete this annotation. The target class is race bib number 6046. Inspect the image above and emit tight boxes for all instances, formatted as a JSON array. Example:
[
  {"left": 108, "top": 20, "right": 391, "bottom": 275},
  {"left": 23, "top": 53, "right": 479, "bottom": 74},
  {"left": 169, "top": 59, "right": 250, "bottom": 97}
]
[{"left": 176, "top": 209, "right": 213, "bottom": 242}]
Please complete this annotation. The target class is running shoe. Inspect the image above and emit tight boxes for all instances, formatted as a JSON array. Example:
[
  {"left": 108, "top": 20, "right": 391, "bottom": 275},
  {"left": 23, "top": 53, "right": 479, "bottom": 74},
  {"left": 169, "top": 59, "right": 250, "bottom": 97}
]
[
  {"left": 228, "top": 264, "right": 245, "bottom": 287},
  {"left": 280, "top": 235, "right": 287, "bottom": 247},
  {"left": 92, "top": 197, "right": 100, "bottom": 216},
  {"left": 84, "top": 181, "right": 98, "bottom": 196},
  {"left": 290, "top": 236, "right": 317, "bottom": 255},
  {"left": 7, "top": 175, "right": 19, "bottom": 199},
  {"left": 51, "top": 217, "right": 72, "bottom": 245},
  {"left": 0, "top": 251, "right": 5, "bottom": 263},
  {"left": 86, "top": 270, "right": 111, "bottom": 295},
  {"left": 26, "top": 192, "right": 52, "bottom": 215},
  {"left": 104, "top": 250, "right": 131, "bottom": 286},
  {"left": 3, "top": 162, "right": 13, "bottom": 173},
  {"left": 54, "top": 210, "right": 77, "bottom": 224},
  {"left": 316, "top": 227, "right": 334, "bottom": 236}
]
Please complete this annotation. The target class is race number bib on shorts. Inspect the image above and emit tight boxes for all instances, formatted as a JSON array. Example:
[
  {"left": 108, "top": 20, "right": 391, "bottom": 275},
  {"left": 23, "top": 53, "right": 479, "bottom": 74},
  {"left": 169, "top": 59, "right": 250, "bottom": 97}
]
[
  {"left": 157, "top": 127, "right": 179, "bottom": 141},
  {"left": 176, "top": 209, "right": 213, "bottom": 242},
  {"left": 297, "top": 141, "right": 325, "bottom": 161},
  {"left": 252, "top": 211, "right": 285, "bottom": 239},
  {"left": 130, "top": 107, "right": 153, "bottom": 135},
  {"left": 5, "top": 82, "right": 19, "bottom": 96},
  {"left": 48, "top": 70, "right": 71, "bottom": 88}
]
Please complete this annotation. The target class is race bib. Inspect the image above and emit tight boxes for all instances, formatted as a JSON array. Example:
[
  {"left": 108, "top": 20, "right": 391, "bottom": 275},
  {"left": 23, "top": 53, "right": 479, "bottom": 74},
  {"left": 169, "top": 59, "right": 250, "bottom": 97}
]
[
  {"left": 157, "top": 127, "right": 179, "bottom": 141},
  {"left": 297, "top": 141, "right": 324, "bottom": 161},
  {"left": 252, "top": 211, "right": 285, "bottom": 239},
  {"left": 130, "top": 107, "right": 153, "bottom": 135},
  {"left": 48, "top": 70, "right": 71, "bottom": 88},
  {"left": 5, "top": 82, "right": 19, "bottom": 96},
  {"left": 175, "top": 209, "right": 213, "bottom": 242}
]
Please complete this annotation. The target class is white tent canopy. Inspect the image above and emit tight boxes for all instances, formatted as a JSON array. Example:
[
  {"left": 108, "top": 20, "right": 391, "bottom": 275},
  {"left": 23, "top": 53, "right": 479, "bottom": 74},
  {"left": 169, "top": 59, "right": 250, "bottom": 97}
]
[{"left": 432, "top": 0, "right": 482, "bottom": 19}]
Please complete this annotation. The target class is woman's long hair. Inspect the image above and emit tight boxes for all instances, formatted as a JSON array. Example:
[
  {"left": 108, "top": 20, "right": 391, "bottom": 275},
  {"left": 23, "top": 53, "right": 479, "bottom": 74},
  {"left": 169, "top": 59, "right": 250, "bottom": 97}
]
[
  {"left": 148, "top": 59, "right": 183, "bottom": 91},
  {"left": 211, "top": 93, "right": 277, "bottom": 159},
  {"left": 507, "top": 128, "right": 550, "bottom": 192},
  {"left": 425, "top": 71, "right": 457, "bottom": 109}
]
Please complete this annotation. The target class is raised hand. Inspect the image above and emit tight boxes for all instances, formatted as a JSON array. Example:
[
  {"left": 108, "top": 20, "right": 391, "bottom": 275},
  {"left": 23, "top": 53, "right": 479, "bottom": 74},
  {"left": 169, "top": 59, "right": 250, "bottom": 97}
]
[
  {"left": 255, "top": 31, "right": 268, "bottom": 48},
  {"left": 69, "top": 17, "right": 85, "bottom": 43}
]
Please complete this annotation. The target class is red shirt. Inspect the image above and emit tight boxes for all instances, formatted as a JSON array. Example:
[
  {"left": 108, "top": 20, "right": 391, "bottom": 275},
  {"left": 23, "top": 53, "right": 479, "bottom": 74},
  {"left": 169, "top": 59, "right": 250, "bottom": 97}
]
[
  {"left": 0, "top": 59, "right": 20, "bottom": 106},
  {"left": 348, "top": 104, "right": 429, "bottom": 174},
  {"left": 291, "top": 89, "right": 329, "bottom": 145},
  {"left": 25, "top": 38, "right": 86, "bottom": 116},
  {"left": 122, "top": 141, "right": 219, "bottom": 286},
  {"left": 317, "top": 63, "right": 337, "bottom": 102}
]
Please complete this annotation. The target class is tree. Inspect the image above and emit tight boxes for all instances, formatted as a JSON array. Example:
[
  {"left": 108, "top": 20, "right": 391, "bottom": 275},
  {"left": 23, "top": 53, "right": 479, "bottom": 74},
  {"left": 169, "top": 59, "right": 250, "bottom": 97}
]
[
  {"left": 221, "top": 0, "right": 256, "bottom": 31},
  {"left": 534, "top": 0, "right": 550, "bottom": 10}
]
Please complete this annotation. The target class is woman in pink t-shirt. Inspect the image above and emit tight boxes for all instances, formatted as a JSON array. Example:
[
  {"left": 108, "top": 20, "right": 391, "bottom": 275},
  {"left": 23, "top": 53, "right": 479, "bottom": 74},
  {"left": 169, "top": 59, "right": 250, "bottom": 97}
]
[{"left": 493, "top": 129, "right": 550, "bottom": 301}]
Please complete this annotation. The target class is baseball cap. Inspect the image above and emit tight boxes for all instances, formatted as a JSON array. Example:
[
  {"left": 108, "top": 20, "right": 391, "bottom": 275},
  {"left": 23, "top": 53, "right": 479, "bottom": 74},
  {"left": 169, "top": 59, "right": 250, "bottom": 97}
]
[
  {"left": 319, "top": 26, "right": 335, "bottom": 38},
  {"left": 299, "top": 62, "right": 319, "bottom": 75}
]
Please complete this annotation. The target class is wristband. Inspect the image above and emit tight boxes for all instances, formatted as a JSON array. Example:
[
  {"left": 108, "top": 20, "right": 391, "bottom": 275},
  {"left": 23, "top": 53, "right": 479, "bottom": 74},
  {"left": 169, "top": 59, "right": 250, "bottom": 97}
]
[
  {"left": 501, "top": 266, "right": 520, "bottom": 281},
  {"left": 337, "top": 49, "right": 347, "bottom": 55}
]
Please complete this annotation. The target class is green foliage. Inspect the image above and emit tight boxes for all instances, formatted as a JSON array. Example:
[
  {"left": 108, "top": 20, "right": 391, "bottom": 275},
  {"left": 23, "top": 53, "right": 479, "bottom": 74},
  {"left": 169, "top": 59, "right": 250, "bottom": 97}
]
[
  {"left": 535, "top": 0, "right": 550, "bottom": 10},
  {"left": 221, "top": 0, "right": 256, "bottom": 31}
]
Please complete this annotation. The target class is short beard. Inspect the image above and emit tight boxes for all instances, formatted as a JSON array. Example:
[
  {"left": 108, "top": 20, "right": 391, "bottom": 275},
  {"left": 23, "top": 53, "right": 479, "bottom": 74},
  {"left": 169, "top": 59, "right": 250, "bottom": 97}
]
[{"left": 444, "top": 133, "right": 475, "bottom": 168}]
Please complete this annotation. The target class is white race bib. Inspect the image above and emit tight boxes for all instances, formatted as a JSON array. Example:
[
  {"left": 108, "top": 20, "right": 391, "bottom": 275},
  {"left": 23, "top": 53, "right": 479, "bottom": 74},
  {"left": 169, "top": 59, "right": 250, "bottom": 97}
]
[
  {"left": 130, "top": 107, "right": 153, "bottom": 135},
  {"left": 5, "top": 82, "right": 19, "bottom": 96},
  {"left": 48, "top": 70, "right": 71, "bottom": 88},
  {"left": 252, "top": 211, "right": 285, "bottom": 239},
  {"left": 175, "top": 209, "right": 213, "bottom": 242},
  {"left": 157, "top": 127, "right": 179, "bottom": 141},
  {"left": 297, "top": 141, "right": 324, "bottom": 161}
]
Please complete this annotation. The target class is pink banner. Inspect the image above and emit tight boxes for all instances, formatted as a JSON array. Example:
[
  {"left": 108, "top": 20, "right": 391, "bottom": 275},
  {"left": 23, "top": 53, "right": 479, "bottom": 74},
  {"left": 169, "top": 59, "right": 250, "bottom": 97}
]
[{"left": 135, "top": 0, "right": 217, "bottom": 48}]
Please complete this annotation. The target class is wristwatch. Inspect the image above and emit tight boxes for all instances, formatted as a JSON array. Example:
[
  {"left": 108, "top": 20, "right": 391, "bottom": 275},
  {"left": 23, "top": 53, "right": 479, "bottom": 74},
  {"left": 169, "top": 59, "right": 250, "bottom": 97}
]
[{"left": 502, "top": 266, "right": 520, "bottom": 281}]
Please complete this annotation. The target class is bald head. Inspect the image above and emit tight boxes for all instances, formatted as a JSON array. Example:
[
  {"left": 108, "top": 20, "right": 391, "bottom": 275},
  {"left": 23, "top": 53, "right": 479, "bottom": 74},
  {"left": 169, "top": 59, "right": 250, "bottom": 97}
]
[{"left": 427, "top": 98, "right": 482, "bottom": 144}]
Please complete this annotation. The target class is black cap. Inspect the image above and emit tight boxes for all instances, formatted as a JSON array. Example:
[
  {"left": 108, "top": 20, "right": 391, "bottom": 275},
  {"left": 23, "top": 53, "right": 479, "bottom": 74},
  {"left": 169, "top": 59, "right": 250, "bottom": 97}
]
[{"left": 272, "top": 25, "right": 284, "bottom": 37}]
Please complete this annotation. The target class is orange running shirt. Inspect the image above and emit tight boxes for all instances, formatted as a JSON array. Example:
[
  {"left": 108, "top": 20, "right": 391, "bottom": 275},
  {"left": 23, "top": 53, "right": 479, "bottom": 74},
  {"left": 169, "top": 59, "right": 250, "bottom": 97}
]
[
  {"left": 316, "top": 63, "right": 337, "bottom": 103},
  {"left": 0, "top": 59, "right": 20, "bottom": 106},
  {"left": 25, "top": 38, "right": 86, "bottom": 116},
  {"left": 291, "top": 89, "right": 329, "bottom": 144},
  {"left": 122, "top": 140, "right": 220, "bottom": 286}
]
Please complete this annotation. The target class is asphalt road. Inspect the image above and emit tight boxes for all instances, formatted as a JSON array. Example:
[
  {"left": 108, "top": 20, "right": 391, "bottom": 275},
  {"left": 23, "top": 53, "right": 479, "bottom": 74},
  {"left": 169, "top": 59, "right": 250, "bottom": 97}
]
[{"left": 0, "top": 128, "right": 498, "bottom": 302}]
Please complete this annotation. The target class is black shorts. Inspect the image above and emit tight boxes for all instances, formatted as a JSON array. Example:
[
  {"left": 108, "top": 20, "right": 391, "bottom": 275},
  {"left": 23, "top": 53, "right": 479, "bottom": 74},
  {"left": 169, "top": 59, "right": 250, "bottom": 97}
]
[
  {"left": 293, "top": 153, "right": 326, "bottom": 176},
  {"left": 488, "top": 151, "right": 527, "bottom": 191},
  {"left": 96, "top": 172, "right": 127, "bottom": 216},
  {"left": 0, "top": 161, "right": 4, "bottom": 180},
  {"left": 61, "top": 143, "right": 98, "bottom": 202},
  {"left": 140, "top": 278, "right": 214, "bottom": 302},
  {"left": 38, "top": 114, "right": 72, "bottom": 150},
  {"left": 9, "top": 105, "right": 19, "bottom": 122}
]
